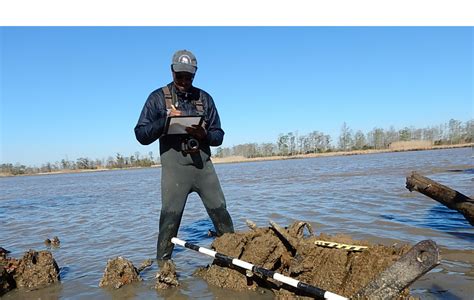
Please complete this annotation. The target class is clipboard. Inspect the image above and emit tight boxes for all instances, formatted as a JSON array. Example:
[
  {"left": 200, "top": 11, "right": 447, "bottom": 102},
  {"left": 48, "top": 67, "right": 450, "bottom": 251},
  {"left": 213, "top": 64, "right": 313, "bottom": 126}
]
[{"left": 164, "top": 115, "right": 204, "bottom": 135}]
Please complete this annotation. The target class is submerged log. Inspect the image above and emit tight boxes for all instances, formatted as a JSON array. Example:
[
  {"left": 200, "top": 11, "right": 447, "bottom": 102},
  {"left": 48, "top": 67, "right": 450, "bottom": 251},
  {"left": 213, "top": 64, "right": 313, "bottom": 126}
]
[
  {"left": 354, "top": 239, "right": 440, "bottom": 299},
  {"left": 406, "top": 171, "right": 474, "bottom": 225}
]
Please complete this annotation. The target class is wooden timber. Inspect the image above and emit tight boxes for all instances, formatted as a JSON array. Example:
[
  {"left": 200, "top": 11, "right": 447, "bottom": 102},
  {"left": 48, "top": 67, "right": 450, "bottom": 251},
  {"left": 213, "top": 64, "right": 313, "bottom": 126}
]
[
  {"left": 406, "top": 171, "right": 474, "bottom": 225},
  {"left": 354, "top": 240, "right": 440, "bottom": 299}
]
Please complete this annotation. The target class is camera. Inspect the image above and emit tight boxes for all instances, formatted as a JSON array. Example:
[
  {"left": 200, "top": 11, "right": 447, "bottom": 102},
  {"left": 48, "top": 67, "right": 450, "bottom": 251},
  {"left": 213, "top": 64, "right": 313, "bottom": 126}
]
[{"left": 181, "top": 138, "right": 200, "bottom": 153}]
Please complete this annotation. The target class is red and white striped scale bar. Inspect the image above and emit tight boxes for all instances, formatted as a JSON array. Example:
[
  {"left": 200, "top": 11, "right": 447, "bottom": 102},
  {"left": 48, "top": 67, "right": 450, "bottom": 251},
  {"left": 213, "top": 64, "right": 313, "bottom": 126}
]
[{"left": 171, "top": 237, "right": 348, "bottom": 300}]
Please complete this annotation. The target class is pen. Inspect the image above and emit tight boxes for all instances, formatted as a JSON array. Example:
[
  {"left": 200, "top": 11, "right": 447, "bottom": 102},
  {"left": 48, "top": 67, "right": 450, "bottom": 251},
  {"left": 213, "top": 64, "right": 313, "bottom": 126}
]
[{"left": 171, "top": 104, "right": 177, "bottom": 110}]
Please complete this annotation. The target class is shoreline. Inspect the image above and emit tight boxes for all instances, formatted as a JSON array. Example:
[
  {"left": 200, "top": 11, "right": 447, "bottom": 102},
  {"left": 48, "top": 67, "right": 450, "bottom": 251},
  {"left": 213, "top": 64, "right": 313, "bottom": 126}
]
[
  {"left": 1, "top": 143, "right": 472, "bottom": 178},
  {"left": 210, "top": 143, "right": 473, "bottom": 164}
]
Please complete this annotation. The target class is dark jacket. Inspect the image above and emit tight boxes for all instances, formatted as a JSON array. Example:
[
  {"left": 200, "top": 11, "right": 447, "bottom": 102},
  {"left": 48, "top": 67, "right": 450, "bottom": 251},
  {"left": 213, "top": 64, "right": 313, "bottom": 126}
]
[{"left": 134, "top": 83, "right": 225, "bottom": 155}]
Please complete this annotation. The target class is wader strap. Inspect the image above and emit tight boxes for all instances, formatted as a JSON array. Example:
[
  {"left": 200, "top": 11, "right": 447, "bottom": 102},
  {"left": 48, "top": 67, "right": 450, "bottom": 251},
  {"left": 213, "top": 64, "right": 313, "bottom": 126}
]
[
  {"left": 162, "top": 86, "right": 173, "bottom": 109},
  {"left": 193, "top": 92, "right": 206, "bottom": 127},
  {"left": 192, "top": 95, "right": 204, "bottom": 115},
  {"left": 163, "top": 85, "right": 204, "bottom": 115}
]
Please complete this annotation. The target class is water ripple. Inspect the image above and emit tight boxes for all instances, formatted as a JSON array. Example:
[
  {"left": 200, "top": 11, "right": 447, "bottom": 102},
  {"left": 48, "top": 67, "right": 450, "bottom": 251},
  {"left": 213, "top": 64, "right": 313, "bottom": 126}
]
[{"left": 1, "top": 148, "right": 473, "bottom": 299}]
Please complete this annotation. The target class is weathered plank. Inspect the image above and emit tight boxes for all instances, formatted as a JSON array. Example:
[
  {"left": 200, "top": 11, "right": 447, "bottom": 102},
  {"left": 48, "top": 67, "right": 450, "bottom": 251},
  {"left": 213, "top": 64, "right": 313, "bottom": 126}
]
[
  {"left": 406, "top": 171, "right": 474, "bottom": 225},
  {"left": 354, "top": 239, "right": 440, "bottom": 299}
]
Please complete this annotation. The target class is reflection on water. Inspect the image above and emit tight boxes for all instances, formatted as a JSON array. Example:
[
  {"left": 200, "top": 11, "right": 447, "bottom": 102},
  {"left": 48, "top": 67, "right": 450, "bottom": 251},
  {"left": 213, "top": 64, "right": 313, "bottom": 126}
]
[{"left": 1, "top": 147, "right": 473, "bottom": 299}]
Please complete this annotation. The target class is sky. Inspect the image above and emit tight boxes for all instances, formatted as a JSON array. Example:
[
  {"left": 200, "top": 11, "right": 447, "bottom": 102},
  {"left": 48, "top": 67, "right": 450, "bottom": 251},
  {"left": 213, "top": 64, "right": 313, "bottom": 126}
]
[{"left": 1, "top": 26, "right": 473, "bottom": 166}]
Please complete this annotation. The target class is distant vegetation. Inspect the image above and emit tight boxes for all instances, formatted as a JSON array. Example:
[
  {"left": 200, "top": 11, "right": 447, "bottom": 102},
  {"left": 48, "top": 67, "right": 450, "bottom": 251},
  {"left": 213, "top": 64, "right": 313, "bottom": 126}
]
[
  {"left": 214, "top": 118, "right": 473, "bottom": 158},
  {"left": 0, "top": 152, "right": 156, "bottom": 176},
  {"left": 1, "top": 118, "right": 472, "bottom": 176}
]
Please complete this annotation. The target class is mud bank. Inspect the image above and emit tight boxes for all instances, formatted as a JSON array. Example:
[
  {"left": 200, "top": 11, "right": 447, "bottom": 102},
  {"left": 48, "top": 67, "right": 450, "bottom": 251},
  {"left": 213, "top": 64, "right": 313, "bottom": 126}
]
[{"left": 194, "top": 221, "right": 416, "bottom": 299}]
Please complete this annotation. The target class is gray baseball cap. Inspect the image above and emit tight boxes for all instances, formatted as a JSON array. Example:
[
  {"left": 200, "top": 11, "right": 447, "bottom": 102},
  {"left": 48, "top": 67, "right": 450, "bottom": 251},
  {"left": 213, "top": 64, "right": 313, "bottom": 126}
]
[{"left": 171, "top": 50, "right": 198, "bottom": 74}]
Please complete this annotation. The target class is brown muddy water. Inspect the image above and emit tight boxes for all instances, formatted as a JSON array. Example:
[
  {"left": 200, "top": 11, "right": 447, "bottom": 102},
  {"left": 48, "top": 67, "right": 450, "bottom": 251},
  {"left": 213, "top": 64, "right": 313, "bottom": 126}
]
[{"left": 1, "top": 147, "right": 473, "bottom": 299}]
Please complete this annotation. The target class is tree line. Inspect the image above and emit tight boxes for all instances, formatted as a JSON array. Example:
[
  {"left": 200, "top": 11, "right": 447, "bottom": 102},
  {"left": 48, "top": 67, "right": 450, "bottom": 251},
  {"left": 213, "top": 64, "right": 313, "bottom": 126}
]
[
  {"left": 1, "top": 118, "right": 472, "bottom": 176},
  {"left": 214, "top": 118, "right": 473, "bottom": 158},
  {"left": 0, "top": 152, "right": 157, "bottom": 176}
]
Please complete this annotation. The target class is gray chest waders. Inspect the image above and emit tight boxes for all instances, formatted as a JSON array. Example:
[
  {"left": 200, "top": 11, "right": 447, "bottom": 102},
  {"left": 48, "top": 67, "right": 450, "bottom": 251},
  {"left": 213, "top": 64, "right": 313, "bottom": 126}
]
[{"left": 156, "top": 86, "right": 234, "bottom": 260}]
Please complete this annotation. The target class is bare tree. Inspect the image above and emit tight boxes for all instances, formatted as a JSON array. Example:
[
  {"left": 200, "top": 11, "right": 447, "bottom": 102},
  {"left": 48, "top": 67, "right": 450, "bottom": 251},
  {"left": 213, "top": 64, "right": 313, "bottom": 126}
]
[
  {"left": 385, "top": 126, "right": 399, "bottom": 146},
  {"left": 277, "top": 134, "right": 289, "bottom": 155},
  {"left": 338, "top": 122, "right": 353, "bottom": 151},
  {"left": 368, "top": 128, "right": 385, "bottom": 150},
  {"left": 353, "top": 130, "right": 367, "bottom": 150},
  {"left": 448, "top": 119, "right": 463, "bottom": 144},
  {"left": 463, "top": 120, "right": 474, "bottom": 142}
]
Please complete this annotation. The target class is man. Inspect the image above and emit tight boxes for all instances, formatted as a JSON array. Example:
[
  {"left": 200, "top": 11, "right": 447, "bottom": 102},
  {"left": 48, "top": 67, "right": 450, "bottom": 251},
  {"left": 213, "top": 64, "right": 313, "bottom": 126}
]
[{"left": 134, "top": 50, "right": 234, "bottom": 261}]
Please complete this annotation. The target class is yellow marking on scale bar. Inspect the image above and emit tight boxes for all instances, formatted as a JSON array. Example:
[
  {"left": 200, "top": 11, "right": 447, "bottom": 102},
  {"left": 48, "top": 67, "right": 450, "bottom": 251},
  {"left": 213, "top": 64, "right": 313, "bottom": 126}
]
[{"left": 314, "top": 240, "right": 368, "bottom": 252}]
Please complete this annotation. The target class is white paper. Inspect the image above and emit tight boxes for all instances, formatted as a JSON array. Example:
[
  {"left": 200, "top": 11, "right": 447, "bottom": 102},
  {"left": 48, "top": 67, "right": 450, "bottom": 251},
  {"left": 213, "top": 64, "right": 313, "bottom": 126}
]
[{"left": 166, "top": 116, "right": 203, "bottom": 135}]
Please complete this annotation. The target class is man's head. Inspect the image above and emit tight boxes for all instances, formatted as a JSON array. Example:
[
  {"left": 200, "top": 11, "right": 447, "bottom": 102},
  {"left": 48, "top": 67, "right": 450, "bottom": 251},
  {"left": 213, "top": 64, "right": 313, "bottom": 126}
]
[{"left": 171, "top": 50, "right": 197, "bottom": 92}]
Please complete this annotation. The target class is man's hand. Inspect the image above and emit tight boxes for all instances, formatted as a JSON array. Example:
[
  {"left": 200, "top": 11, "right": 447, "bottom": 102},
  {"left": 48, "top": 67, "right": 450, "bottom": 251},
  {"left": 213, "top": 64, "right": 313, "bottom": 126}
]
[
  {"left": 168, "top": 105, "right": 182, "bottom": 116},
  {"left": 186, "top": 124, "right": 207, "bottom": 141}
]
